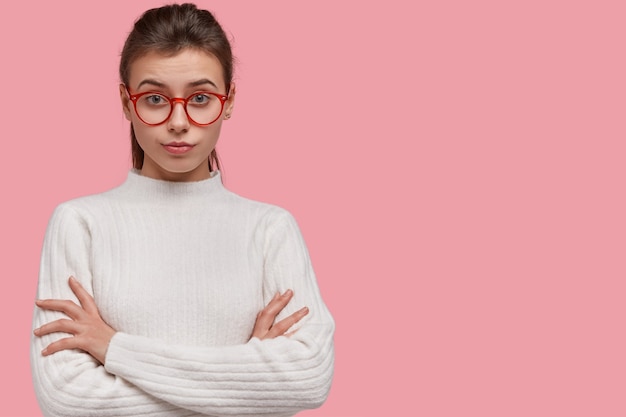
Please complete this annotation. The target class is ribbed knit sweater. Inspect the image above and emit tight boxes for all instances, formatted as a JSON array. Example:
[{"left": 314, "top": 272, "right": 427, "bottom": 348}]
[{"left": 31, "top": 170, "right": 335, "bottom": 417}]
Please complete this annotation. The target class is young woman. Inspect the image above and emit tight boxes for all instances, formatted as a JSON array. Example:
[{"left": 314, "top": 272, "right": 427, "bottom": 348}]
[{"left": 30, "top": 4, "right": 334, "bottom": 417}]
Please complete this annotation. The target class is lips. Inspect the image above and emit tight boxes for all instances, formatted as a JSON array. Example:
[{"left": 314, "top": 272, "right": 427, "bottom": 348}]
[{"left": 163, "top": 141, "right": 195, "bottom": 155}]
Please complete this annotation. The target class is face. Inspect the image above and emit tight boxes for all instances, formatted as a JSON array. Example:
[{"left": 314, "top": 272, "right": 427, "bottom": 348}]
[{"left": 120, "top": 48, "right": 235, "bottom": 182}]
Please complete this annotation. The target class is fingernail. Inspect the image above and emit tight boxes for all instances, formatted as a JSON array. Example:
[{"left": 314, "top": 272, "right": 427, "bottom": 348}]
[
  {"left": 69, "top": 276, "right": 76, "bottom": 283},
  {"left": 300, "top": 306, "right": 309, "bottom": 314},
  {"left": 33, "top": 328, "right": 40, "bottom": 335},
  {"left": 35, "top": 300, "right": 42, "bottom": 306},
  {"left": 41, "top": 347, "right": 48, "bottom": 355},
  {"left": 282, "top": 289, "right": 293, "bottom": 297}
]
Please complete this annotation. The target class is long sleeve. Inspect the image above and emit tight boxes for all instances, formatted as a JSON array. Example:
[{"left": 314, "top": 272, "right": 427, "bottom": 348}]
[
  {"left": 32, "top": 171, "right": 335, "bottom": 417},
  {"left": 103, "top": 211, "right": 335, "bottom": 416},
  {"left": 31, "top": 204, "right": 196, "bottom": 417}
]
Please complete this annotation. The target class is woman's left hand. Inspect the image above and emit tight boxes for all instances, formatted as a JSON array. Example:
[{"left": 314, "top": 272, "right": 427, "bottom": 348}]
[
  {"left": 34, "top": 276, "right": 116, "bottom": 365},
  {"left": 250, "top": 289, "right": 309, "bottom": 340}
]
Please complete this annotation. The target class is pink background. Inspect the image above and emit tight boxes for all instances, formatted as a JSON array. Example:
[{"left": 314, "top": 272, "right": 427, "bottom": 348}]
[{"left": 1, "top": 0, "right": 625, "bottom": 416}]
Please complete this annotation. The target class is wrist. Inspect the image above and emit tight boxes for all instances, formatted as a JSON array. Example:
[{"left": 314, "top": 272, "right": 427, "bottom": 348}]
[{"left": 94, "top": 328, "right": 117, "bottom": 365}]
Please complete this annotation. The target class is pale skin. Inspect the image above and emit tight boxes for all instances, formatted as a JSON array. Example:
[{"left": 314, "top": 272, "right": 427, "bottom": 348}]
[{"left": 34, "top": 48, "right": 309, "bottom": 365}]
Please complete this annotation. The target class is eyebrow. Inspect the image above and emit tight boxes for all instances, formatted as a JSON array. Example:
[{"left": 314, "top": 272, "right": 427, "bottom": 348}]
[
  {"left": 188, "top": 78, "right": 218, "bottom": 89},
  {"left": 136, "top": 78, "right": 218, "bottom": 90}
]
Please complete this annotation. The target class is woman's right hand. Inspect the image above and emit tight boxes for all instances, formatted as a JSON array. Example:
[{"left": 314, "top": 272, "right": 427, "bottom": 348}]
[{"left": 250, "top": 289, "right": 309, "bottom": 340}]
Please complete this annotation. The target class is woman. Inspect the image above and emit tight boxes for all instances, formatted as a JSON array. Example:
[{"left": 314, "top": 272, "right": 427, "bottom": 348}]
[{"left": 30, "top": 3, "right": 335, "bottom": 417}]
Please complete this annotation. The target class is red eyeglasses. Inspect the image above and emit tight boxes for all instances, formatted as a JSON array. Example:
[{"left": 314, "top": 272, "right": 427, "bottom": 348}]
[{"left": 126, "top": 86, "right": 229, "bottom": 126}]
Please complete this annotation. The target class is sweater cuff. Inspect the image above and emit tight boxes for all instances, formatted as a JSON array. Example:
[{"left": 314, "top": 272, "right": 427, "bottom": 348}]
[{"left": 103, "top": 332, "right": 131, "bottom": 376}]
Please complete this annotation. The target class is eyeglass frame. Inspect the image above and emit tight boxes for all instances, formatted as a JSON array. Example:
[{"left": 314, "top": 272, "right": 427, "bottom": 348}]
[{"left": 124, "top": 85, "right": 229, "bottom": 127}]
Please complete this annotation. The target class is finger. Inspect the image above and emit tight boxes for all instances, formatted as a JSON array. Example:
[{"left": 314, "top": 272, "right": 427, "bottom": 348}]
[
  {"left": 283, "top": 328, "right": 301, "bottom": 338},
  {"left": 252, "top": 292, "right": 283, "bottom": 335},
  {"left": 266, "top": 306, "right": 309, "bottom": 339},
  {"left": 68, "top": 276, "right": 98, "bottom": 315},
  {"left": 254, "top": 290, "right": 293, "bottom": 335},
  {"left": 264, "top": 289, "right": 293, "bottom": 316},
  {"left": 251, "top": 292, "right": 285, "bottom": 338},
  {"left": 34, "top": 319, "right": 79, "bottom": 337},
  {"left": 35, "top": 299, "right": 83, "bottom": 320},
  {"left": 251, "top": 303, "right": 275, "bottom": 339},
  {"left": 42, "top": 336, "right": 82, "bottom": 356}
]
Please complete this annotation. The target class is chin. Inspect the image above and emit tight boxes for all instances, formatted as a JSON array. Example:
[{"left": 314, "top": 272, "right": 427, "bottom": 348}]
[{"left": 161, "top": 161, "right": 211, "bottom": 178}]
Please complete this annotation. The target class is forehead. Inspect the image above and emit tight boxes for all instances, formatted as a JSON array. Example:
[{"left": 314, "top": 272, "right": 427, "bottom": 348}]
[{"left": 129, "top": 48, "right": 226, "bottom": 91}]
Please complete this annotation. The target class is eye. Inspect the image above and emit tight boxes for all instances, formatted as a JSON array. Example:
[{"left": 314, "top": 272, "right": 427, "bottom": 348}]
[
  {"left": 189, "top": 93, "right": 212, "bottom": 105},
  {"left": 143, "top": 94, "right": 168, "bottom": 105}
]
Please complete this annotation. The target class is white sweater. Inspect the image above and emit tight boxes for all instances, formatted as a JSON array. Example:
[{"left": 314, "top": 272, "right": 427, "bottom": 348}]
[{"left": 31, "top": 170, "right": 335, "bottom": 417}]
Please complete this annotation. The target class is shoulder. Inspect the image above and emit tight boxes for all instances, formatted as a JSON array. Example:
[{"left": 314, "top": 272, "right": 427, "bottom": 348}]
[
  {"left": 223, "top": 189, "right": 298, "bottom": 228},
  {"left": 46, "top": 182, "right": 126, "bottom": 228},
  {"left": 219, "top": 190, "right": 305, "bottom": 247}
]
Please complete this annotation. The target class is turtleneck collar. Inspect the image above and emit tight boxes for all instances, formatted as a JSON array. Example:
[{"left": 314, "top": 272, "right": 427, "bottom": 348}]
[{"left": 116, "top": 169, "right": 225, "bottom": 201}]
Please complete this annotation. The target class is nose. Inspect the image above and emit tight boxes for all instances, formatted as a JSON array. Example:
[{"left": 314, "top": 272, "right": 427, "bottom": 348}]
[{"left": 167, "top": 99, "right": 190, "bottom": 132}]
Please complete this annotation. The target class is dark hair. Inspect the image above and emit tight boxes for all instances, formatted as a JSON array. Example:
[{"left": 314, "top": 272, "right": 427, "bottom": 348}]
[{"left": 120, "top": 3, "right": 233, "bottom": 171}]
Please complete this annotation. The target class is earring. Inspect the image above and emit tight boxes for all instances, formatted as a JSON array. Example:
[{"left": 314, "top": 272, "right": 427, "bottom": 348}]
[{"left": 224, "top": 113, "right": 231, "bottom": 120}]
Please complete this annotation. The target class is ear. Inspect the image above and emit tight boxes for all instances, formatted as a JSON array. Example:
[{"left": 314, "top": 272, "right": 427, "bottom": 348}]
[
  {"left": 119, "top": 84, "right": 132, "bottom": 121},
  {"left": 223, "top": 82, "right": 236, "bottom": 120}
]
